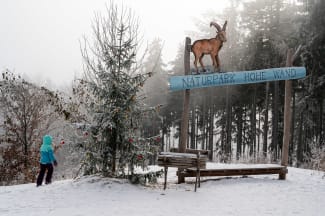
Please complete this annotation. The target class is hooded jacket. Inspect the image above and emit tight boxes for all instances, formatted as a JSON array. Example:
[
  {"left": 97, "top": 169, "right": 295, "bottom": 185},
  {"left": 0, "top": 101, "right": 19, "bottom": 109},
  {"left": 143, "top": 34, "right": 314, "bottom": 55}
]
[{"left": 39, "top": 135, "right": 56, "bottom": 164}]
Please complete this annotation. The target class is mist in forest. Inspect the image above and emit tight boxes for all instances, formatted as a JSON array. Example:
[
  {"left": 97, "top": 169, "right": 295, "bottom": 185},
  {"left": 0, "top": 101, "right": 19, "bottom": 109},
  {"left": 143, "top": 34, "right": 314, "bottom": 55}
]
[{"left": 1, "top": 0, "right": 325, "bottom": 186}]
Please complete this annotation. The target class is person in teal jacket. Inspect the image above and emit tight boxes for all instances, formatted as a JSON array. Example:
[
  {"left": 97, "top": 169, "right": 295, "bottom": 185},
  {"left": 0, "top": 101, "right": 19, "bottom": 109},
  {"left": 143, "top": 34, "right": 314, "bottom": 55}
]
[{"left": 36, "top": 135, "right": 58, "bottom": 187}]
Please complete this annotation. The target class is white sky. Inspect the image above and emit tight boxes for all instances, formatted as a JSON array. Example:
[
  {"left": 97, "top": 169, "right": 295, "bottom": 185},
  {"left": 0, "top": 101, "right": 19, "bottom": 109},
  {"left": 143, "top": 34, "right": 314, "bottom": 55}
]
[{"left": 0, "top": 0, "right": 229, "bottom": 86}]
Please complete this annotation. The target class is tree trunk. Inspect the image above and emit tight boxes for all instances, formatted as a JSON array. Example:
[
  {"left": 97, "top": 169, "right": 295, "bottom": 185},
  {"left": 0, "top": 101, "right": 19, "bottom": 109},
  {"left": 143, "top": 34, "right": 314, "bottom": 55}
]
[
  {"left": 250, "top": 85, "right": 257, "bottom": 158},
  {"left": 263, "top": 82, "right": 270, "bottom": 158},
  {"left": 202, "top": 98, "right": 207, "bottom": 150},
  {"left": 226, "top": 86, "right": 232, "bottom": 161},
  {"left": 289, "top": 90, "right": 296, "bottom": 165},
  {"left": 319, "top": 98, "right": 324, "bottom": 146},
  {"left": 220, "top": 110, "right": 226, "bottom": 161},
  {"left": 190, "top": 109, "right": 196, "bottom": 149},
  {"left": 208, "top": 106, "right": 214, "bottom": 160},
  {"left": 272, "top": 81, "right": 280, "bottom": 161},
  {"left": 257, "top": 110, "right": 261, "bottom": 156},
  {"left": 161, "top": 117, "right": 166, "bottom": 152},
  {"left": 110, "top": 127, "right": 118, "bottom": 174},
  {"left": 296, "top": 112, "right": 304, "bottom": 167},
  {"left": 243, "top": 106, "right": 247, "bottom": 157},
  {"left": 195, "top": 112, "right": 199, "bottom": 149},
  {"left": 236, "top": 107, "right": 243, "bottom": 160}
]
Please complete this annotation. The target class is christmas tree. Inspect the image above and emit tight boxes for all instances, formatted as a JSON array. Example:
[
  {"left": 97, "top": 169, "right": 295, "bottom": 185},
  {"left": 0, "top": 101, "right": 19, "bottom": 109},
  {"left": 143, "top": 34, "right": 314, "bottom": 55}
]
[{"left": 76, "top": 2, "right": 161, "bottom": 178}]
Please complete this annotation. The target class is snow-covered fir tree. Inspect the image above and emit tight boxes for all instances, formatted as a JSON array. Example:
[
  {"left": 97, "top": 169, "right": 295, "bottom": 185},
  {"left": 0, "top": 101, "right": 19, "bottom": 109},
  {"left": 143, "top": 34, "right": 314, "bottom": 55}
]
[{"left": 76, "top": 2, "right": 160, "bottom": 178}]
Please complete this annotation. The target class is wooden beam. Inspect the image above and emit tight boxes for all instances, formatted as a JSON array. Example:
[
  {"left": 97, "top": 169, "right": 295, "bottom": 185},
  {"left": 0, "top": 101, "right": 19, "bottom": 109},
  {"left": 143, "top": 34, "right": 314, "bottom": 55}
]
[
  {"left": 180, "top": 166, "right": 288, "bottom": 178},
  {"left": 170, "top": 148, "right": 210, "bottom": 156},
  {"left": 178, "top": 37, "right": 191, "bottom": 183},
  {"left": 169, "top": 67, "right": 306, "bottom": 91},
  {"left": 280, "top": 49, "right": 294, "bottom": 180}
]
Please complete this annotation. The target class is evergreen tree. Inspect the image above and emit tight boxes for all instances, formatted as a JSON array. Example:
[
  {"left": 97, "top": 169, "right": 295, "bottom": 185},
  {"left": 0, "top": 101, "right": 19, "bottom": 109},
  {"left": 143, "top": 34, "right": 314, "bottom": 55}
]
[
  {"left": 296, "top": 0, "right": 325, "bottom": 166},
  {"left": 142, "top": 38, "right": 167, "bottom": 107},
  {"left": 141, "top": 39, "right": 167, "bottom": 142},
  {"left": 240, "top": 0, "right": 302, "bottom": 161},
  {"left": 78, "top": 3, "right": 157, "bottom": 177},
  {"left": 160, "top": 44, "right": 185, "bottom": 149}
]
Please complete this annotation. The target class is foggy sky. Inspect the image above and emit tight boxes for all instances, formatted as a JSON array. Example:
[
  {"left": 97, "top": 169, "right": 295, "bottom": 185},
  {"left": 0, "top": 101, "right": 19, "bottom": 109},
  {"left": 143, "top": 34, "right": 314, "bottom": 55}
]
[{"left": 0, "top": 0, "right": 228, "bottom": 87}]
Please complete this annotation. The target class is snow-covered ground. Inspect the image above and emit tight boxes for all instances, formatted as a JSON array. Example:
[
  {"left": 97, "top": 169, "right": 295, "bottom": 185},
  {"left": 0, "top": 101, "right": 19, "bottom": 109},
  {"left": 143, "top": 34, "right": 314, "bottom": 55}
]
[{"left": 1, "top": 163, "right": 324, "bottom": 216}]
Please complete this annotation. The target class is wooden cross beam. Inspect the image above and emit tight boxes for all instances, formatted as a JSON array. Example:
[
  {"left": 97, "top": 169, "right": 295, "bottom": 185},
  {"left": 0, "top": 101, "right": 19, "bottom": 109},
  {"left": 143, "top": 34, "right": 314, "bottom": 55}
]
[{"left": 169, "top": 67, "right": 306, "bottom": 91}]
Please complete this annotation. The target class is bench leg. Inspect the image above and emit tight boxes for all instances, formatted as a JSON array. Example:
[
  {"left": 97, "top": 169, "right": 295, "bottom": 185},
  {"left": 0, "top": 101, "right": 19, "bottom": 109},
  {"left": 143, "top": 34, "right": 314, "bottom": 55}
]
[
  {"left": 195, "top": 152, "right": 201, "bottom": 192},
  {"left": 194, "top": 170, "right": 199, "bottom": 192},
  {"left": 198, "top": 169, "right": 201, "bottom": 188},
  {"left": 279, "top": 173, "right": 286, "bottom": 180},
  {"left": 279, "top": 168, "right": 287, "bottom": 180},
  {"left": 164, "top": 166, "right": 168, "bottom": 190}
]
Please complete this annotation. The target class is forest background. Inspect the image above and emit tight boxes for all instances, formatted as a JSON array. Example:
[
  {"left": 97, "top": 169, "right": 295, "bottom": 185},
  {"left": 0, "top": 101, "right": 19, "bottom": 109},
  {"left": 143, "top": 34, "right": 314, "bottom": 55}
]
[{"left": 1, "top": 0, "right": 324, "bottom": 185}]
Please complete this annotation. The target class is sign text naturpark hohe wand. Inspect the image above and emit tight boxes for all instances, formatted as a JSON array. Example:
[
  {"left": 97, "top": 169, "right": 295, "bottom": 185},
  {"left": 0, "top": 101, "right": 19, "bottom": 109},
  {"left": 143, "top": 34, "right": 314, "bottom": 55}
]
[{"left": 168, "top": 67, "right": 306, "bottom": 91}]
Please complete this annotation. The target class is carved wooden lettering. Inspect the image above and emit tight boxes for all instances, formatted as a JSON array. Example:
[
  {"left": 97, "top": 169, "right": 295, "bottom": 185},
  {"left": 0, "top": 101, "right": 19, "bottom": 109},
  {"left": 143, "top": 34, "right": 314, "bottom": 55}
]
[{"left": 169, "top": 67, "right": 306, "bottom": 91}]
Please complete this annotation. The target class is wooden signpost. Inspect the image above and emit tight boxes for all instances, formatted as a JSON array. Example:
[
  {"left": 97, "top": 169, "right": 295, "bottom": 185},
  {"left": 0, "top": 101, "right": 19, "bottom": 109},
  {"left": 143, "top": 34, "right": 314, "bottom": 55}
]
[
  {"left": 169, "top": 66, "right": 306, "bottom": 91},
  {"left": 169, "top": 37, "right": 306, "bottom": 185}
]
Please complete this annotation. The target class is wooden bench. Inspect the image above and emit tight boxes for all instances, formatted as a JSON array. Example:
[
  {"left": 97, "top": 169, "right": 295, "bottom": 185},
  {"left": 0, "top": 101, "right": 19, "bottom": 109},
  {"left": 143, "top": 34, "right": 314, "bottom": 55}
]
[
  {"left": 158, "top": 152, "right": 207, "bottom": 191},
  {"left": 170, "top": 148, "right": 211, "bottom": 158},
  {"left": 179, "top": 166, "right": 288, "bottom": 178},
  {"left": 158, "top": 151, "right": 288, "bottom": 192}
]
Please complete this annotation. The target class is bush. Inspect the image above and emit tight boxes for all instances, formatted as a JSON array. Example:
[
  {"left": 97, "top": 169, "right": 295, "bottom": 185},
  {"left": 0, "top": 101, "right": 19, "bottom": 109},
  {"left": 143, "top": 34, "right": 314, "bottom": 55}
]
[{"left": 0, "top": 145, "right": 39, "bottom": 185}]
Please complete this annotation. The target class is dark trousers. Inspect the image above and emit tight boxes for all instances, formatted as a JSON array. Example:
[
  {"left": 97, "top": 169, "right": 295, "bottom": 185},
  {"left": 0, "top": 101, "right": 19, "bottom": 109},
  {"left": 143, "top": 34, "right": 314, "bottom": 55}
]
[{"left": 36, "top": 163, "right": 53, "bottom": 186}]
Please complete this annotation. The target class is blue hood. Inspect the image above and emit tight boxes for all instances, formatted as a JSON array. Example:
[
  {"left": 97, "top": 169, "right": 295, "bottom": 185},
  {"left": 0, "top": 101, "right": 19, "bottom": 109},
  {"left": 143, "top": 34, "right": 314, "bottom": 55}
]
[
  {"left": 40, "top": 135, "right": 53, "bottom": 152},
  {"left": 39, "top": 135, "right": 56, "bottom": 164}
]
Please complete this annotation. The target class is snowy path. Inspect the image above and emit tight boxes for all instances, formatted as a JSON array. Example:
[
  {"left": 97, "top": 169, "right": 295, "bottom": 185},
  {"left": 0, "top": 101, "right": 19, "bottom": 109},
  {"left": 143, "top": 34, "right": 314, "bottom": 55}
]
[{"left": 1, "top": 164, "right": 324, "bottom": 216}]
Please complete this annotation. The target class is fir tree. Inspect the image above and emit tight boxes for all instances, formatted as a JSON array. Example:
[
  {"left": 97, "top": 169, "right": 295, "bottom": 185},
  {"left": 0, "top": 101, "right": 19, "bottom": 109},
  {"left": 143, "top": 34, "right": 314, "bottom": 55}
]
[{"left": 78, "top": 3, "right": 157, "bottom": 177}]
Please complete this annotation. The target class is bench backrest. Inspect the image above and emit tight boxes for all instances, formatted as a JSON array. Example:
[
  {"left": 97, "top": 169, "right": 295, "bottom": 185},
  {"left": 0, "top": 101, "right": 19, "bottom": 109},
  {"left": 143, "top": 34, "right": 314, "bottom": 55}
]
[
  {"left": 169, "top": 148, "right": 211, "bottom": 157},
  {"left": 158, "top": 152, "right": 207, "bottom": 169}
]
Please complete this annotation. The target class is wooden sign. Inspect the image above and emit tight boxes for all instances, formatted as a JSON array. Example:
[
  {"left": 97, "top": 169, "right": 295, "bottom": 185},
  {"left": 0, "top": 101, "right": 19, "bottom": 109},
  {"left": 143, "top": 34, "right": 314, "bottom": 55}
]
[{"left": 169, "top": 67, "right": 306, "bottom": 91}]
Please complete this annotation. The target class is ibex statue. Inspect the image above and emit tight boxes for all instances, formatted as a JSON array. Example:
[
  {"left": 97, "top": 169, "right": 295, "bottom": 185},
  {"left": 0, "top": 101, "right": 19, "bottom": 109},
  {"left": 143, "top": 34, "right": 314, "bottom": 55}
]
[{"left": 191, "top": 21, "right": 227, "bottom": 73}]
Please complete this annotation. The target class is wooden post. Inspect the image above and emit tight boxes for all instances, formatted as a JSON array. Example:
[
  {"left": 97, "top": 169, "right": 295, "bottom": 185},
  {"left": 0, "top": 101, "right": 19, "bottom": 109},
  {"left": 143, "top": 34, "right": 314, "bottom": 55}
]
[
  {"left": 280, "top": 48, "right": 293, "bottom": 180},
  {"left": 195, "top": 152, "right": 201, "bottom": 192},
  {"left": 164, "top": 166, "right": 168, "bottom": 190},
  {"left": 178, "top": 37, "right": 191, "bottom": 184}
]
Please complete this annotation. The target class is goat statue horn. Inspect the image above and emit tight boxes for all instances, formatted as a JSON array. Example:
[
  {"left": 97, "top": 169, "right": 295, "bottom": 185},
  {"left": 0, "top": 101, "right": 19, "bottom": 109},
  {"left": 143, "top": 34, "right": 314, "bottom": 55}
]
[
  {"left": 222, "top": 21, "right": 228, "bottom": 31},
  {"left": 210, "top": 21, "right": 222, "bottom": 32}
]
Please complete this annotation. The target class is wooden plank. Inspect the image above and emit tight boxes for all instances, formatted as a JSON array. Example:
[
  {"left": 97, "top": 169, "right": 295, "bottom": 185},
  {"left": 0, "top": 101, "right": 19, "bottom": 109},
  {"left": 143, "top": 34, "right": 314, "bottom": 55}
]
[
  {"left": 280, "top": 49, "right": 295, "bottom": 180},
  {"left": 179, "top": 166, "right": 287, "bottom": 177},
  {"left": 170, "top": 148, "right": 210, "bottom": 156},
  {"left": 159, "top": 152, "right": 198, "bottom": 158},
  {"left": 157, "top": 161, "right": 206, "bottom": 169},
  {"left": 158, "top": 152, "right": 207, "bottom": 169},
  {"left": 169, "top": 67, "right": 306, "bottom": 91},
  {"left": 179, "top": 37, "right": 191, "bottom": 184}
]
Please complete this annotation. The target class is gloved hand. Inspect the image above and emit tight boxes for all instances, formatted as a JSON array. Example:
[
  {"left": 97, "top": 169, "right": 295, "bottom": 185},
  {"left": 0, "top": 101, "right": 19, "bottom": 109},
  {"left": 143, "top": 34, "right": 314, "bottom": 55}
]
[{"left": 53, "top": 160, "right": 58, "bottom": 167}]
